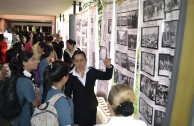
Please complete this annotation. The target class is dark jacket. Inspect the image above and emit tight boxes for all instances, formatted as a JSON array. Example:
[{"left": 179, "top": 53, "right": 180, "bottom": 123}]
[{"left": 64, "top": 65, "right": 113, "bottom": 126}]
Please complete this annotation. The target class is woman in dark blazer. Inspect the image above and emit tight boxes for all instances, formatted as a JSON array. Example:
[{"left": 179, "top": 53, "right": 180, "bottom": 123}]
[{"left": 64, "top": 50, "right": 113, "bottom": 126}]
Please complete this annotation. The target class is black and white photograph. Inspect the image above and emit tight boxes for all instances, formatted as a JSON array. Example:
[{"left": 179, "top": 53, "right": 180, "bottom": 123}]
[
  {"left": 76, "top": 35, "right": 81, "bottom": 46},
  {"left": 114, "top": 69, "right": 123, "bottom": 84},
  {"left": 117, "top": 30, "right": 128, "bottom": 46},
  {"left": 82, "top": 36, "right": 87, "bottom": 46},
  {"left": 127, "top": 57, "right": 135, "bottom": 73},
  {"left": 122, "top": 74, "right": 130, "bottom": 86},
  {"left": 82, "top": 19, "right": 88, "bottom": 27},
  {"left": 117, "top": 16, "right": 127, "bottom": 26},
  {"left": 158, "top": 54, "right": 173, "bottom": 77},
  {"left": 92, "top": 52, "right": 95, "bottom": 67},
  {"left": 162, "top": 21, "right": 178, "bottom": 48},
  {"left": 143, "top": 0, "right": 164, "bottom": 22},
  {"left": 121, "top": 52, "right": 128, "bottom": 68},
  {"left": 141, "top": 26, "right": 159, "bottom": 49},
  {"left": 127, "top": 10, "right": 138, "bottom": 28},
  {"left": 154, "top": 110, "right": 165, "bottom": 126},
  {"left": 76, "top": 19, "right": 81, "bottom": 32},
  {"left": 114, "top": 69, "right": 134, "bottom": 88},
  {"left": 165, "top": 0, "right": 180, "bottom": 12},
  {"left": 139, "top": 97, "right": 153, "bottom": 124},
  {"left": 91, "top": 17, "right": 94, "bottom": 23},
  {"left": 140, "top": 74, "right": 157, "bottom": 101},
  {"left": 115, "top": 51, "right": 121, "bottom": 65},
  {"left": 128, "top": 34, "right": 137, "bottom": 50},
  {"left": 128, "top": 77, "right": 134, "bottom": 88},
  {"left": 91, "top": 28, "right": 94, "bottom": 35},
  {"left": 141, "top": 52, "right": 155, "bottom": 76},
  {"left": 99, "top": 46, "right": 107, "bottom": 60},
  {"left": 108, "top": 19, "right": 112, "bottom": 34},
  {"left": 114, "top": 69, "right": 119, "bottom": 83},
  {"left": 155, "top": 84, "right": 168, "bottom": 107}
]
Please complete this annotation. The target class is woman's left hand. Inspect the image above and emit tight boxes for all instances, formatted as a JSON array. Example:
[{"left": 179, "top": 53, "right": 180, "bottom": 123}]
[{"left": 103, "top": 56, "right": 111, "bottom": 68}]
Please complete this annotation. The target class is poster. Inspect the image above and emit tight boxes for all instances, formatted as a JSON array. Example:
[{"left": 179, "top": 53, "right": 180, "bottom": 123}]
[
  {"left": 75, "top": 6, "right": 97, "bottom": 67},
  {"left": 138, "top": 0, "right": 181, "bottom": 126},
  {"left": 97, "top": 1, "right": 113, "bottom": 98},
  {"left": 88, "top": 6, "right": 97, "bottom": 67},
  {"left": 114, "top": 0, "right": 139, "bottom": 89}
]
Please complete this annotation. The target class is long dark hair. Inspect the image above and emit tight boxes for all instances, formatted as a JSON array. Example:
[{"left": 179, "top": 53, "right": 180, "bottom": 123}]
[
  {"left": 17, "top": 51, "right": 34, "bottom": 75},
  {"left": 10, "top": 51, "right": 33, "bottom": 75},
  {"left": 42, "top": 61, "right": 69, "bottom": 103},
  {"left": 40, "top": 44, "right": 53, "bottom": 60}
]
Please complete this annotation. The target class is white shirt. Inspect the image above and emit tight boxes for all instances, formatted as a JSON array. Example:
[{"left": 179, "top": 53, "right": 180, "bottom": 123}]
[
  {"left": 70, "top": 66, "right": 89, "bottom": 86},
  {"left": 95, "top": 116, "right": 147, "bottom": 126},
  {"left": 65, "top": 48, "right": 78, "bottom": 58}
]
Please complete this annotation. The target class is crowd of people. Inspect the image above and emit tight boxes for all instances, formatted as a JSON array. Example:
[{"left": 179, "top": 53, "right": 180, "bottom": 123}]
[{"left": 0, "top": 30, "right": 146, "bottom": 126}]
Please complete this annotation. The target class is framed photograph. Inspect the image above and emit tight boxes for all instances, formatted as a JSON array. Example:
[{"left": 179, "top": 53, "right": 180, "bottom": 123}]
[
  {"left": 117, "top": 30, "right": 128, "bottom": 46},
  {"left": 108, "top": 19, "right": 112, "bottom": 34},
  {"left": 155, "top": 84, "right": 168, "bottom": 107},
  {"left": 82, "top": 19, "right": 88, "bottom": 27},
  {"left": 117, "top": 16, "right": 127, "bottom": 26},
  {"left": 127, "top": 57, "right": 135, "bottom": 73},
  {"left": 121, "top": 53, "right": 127, "bottom": 69},
  {"left": 115, "top": 51, "right": 121, "bottom": 65},
  {"left": 128, "top": 34, "right": 137, "bottom": 50},
  {"left": 143, "top": 0, "right": 165, "bottom": 22},
  {"left": 127, "top": 10, "right": 138, "bottom": 28},
  {"left": 141, "top": 52, "right": 156, "bottom": 76},
  {"left": 154, "top": 110, "right": 165, "bottom": 126},
  {"left": 140, "top": 74, "right": 157, "bottom": 101},
  {"left": 114, "top": 69, "right": 119, "bottom": 83},
  {"left": 158, "top": 54, "right": 174, "bottom": 77},
  {"left": 141, "top": 26, "right": 159, "bottom": 49},
  {"left": 165, "top": 0, "right": 180, "bottom": 12},
  {"left": 162, "top": 21, "right": 178, "bottom": 48},
  {"left": 128, "top": 77, "right": 134, "bottom": 88},
  {"left": 139, "top": 97, "right": 153, "bottom": 124}
]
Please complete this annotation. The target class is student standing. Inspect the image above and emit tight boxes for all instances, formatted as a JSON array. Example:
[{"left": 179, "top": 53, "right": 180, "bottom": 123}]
[
  {"left": 13, "top": 51, "right": 40, "bottom": 126},
  {"left": 41, "top": 61, "right": 73, "bottom": 126}
]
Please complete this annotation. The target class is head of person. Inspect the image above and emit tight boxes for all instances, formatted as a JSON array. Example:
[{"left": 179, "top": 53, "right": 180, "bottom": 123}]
[
  {"left": 39, "top": 33, "right": 45, "bottom": 43},
  {"left": 72, "top": 50, "right": 87, "bottom": 72},
  {"left": 32, "top": 34, "right": 39, "bottom": 45},
  {"left": 5, "top": 48, "right": 17, "bottom": 64},
  {"left": 0, "top": 34, "right": 4, "bottom": 41},
  {"left": 21, "top": 36, "right": 27, "bottom": 43},
  {"left": 42, "top": 61, "right": 69, "bottom": 103},
  {"left": 17, "top": 51, "right": 38, "bottom": 74},
  {"left": 66, "top": 39, "right": 76, "bottom": 51},
  {"left": 12, "top": 42, "right": 24, "bottom": 54},
  {"left": 37, "top": 42, "right": 46, "bottom": 55},
  {"left": 40, "top": 44, "right": 54, "bottom": 60},
  {"left": 108, "top": 84, "right": 135, "bottom": 117}
]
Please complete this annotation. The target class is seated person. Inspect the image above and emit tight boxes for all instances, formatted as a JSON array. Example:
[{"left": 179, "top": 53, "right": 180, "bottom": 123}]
[{"left": 96, "top": 84, "right": 147, "bottom": 126}]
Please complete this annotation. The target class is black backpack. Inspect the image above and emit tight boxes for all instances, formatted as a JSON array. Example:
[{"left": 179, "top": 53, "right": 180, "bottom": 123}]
[{"left": 0, "top": 74, "right": 27, "bottom": 120}]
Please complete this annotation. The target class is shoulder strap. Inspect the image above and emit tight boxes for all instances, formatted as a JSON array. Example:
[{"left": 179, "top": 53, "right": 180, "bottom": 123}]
[{"left": 48, "top": 93, "right": 66, "bottom": 105}]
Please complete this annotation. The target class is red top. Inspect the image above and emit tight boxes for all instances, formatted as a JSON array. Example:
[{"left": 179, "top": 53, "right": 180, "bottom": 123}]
[{"left": 0, "top": 40, "right": 8, "bottom": 64}]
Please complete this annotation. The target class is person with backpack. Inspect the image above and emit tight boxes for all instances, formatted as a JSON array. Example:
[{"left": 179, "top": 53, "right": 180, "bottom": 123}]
[
  {"left": 34, "top": 61, "right": 73, "bottom": 126},
  {"left": 13, "top": 51, "right": 40, "bottom": 126}
]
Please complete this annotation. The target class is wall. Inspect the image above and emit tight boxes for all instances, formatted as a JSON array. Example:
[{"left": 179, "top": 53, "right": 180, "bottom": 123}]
[{"left": 170, "top": 0, "right": 194, "bottom": 125}]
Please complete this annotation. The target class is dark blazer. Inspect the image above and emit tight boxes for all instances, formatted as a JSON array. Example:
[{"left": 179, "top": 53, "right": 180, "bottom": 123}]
[{"left": 64, "top": 65, "right": 113, "bottom": 126}]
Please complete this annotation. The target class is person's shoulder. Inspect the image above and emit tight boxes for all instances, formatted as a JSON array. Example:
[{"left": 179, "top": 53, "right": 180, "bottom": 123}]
[
  {"left": 132, "top": 119, "right": 147, "bottom": 126},
  {"left": 95, "top": 124, "right": 110, "bottom": 126}
]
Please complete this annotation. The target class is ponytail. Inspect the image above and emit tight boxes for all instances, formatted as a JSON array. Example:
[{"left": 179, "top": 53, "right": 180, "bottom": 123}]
[{"left": 42, "top": 65, "right": 52, "bottom": 103}]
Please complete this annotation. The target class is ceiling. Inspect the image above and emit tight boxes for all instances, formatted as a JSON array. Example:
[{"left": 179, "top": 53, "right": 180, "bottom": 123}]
[{"left": 0, "top": 0, "right": 89, "bottom": 16}]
